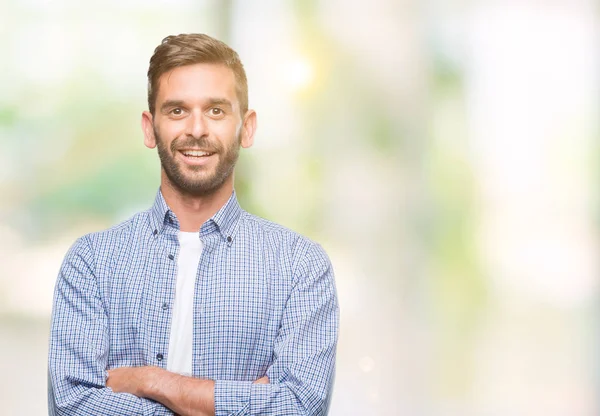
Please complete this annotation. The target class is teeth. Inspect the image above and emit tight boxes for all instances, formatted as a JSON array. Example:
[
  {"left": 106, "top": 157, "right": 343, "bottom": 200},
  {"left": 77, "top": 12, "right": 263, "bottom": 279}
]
[{"left": 182, "top": 150, "right": 211, "bottom": 157}]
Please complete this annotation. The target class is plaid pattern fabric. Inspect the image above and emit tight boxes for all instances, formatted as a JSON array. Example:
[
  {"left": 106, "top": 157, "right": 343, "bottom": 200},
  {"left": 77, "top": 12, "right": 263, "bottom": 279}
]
[{"left": 48, "top": 190, "right": 339, "bottom": 415}]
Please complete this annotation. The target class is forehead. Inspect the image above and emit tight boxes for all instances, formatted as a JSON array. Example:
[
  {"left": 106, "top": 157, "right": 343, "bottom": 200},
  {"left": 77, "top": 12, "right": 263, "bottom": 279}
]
[{"left": 156, "top": 63, "right": 238, "bottom": 106}]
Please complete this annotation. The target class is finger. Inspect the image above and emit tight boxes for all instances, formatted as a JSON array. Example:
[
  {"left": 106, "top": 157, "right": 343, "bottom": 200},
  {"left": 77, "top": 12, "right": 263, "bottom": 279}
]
[{"left": 253, "top": 376, "right": 269, "bottom": 384}]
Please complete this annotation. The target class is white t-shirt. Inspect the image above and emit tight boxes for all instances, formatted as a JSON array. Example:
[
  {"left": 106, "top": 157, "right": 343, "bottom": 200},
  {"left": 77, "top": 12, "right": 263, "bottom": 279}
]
[{"left": 166, "top": 231, "right": 203, "bottom": 376}]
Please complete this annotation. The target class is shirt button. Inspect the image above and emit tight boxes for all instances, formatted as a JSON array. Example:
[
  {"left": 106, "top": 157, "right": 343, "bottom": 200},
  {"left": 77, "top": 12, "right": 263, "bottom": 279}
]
[
  {"left": 168, "top": 254, "right": 174, "bottom": 260},
  {"left": 162, "top": 302, "right": 169, "bottom": 310},
  {"left": 227, "top": 236, "right": 232, "bottom": 243},
  {"left": 156, "top": 353, "right": 164, "bottom": 361}
]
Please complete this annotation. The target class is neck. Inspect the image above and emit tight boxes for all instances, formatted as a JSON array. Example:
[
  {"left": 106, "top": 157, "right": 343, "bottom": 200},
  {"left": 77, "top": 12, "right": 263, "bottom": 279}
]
[{"left": 160, "top": 172, "right": 234, "bottom": 232}]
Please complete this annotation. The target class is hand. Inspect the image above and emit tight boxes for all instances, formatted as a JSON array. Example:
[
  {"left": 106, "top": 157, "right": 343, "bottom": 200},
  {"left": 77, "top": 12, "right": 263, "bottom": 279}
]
[
  {"left": 108, "top": 367, "right": 213, "bottom": 415},
  {"left": 254, "top": 376, "right": 269, "bottom": 384},
  {"left": 107, "top": 366, "right": 153, "bottom": 397}
]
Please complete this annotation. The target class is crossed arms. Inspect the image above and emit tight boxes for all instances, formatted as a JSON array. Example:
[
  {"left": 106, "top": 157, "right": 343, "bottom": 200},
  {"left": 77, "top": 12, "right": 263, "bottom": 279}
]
[
  {"left": 48, "top": 236, "right": 338, "bottom": 416},
  {"left": 105, "top": 366, "right": 268, "bottom": 415}
]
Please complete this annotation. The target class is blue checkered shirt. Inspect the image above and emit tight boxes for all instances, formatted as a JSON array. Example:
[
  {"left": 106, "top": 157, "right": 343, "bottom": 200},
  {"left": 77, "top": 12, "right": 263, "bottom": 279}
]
[{"left": 48, "top": 190, "right": 339, "bottom": 415}]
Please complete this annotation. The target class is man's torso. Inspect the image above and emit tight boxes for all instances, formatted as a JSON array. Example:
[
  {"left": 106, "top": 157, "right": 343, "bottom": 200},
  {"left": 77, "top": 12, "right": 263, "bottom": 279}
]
[{"left": 88, "top": 192, "right": 309, "bottom": 382}]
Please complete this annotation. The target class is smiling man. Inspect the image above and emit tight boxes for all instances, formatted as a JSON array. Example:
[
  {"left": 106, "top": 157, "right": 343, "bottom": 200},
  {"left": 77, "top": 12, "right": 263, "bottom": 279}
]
[{"left": 48, "top": 34, "right": 339, "bottom": 416}]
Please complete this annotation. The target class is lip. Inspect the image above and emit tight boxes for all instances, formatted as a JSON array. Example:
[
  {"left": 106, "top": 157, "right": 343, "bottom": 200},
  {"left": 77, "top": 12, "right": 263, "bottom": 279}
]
[{"left": 177, "top": 149, "right": 216, "bottom": 166}]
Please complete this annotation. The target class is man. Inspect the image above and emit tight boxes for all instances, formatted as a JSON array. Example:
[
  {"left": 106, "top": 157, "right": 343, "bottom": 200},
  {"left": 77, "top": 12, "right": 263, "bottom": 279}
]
[{"left": 48, "top": 33, "right": 339, "bottom": 416}]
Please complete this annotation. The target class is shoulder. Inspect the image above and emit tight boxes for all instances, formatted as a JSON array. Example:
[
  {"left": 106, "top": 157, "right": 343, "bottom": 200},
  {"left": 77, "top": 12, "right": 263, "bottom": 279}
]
[
  {"left": 239, "top": 211, "right": 317, "bottom": 248},
  {"left": 67, "top": 209, "right": 151, "bottom": 263},
  {"left": 239, "top": 211, "right": 332, "bottom": 275}
]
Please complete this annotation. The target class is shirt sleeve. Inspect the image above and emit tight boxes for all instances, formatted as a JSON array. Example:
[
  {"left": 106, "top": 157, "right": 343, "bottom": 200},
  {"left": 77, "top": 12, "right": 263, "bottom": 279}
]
[
  {"left": 214, "top": 242, "right": 339, "bottom": 416},
  {"left": 48, "top": 236, "right": 172, "bottom": 416}
]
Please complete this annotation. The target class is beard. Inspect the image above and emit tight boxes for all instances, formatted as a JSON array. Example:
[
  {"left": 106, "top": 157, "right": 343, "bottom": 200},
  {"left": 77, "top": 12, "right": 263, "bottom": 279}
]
[{"left": 154, "top": 126, "right": 241, "bottom": 197}]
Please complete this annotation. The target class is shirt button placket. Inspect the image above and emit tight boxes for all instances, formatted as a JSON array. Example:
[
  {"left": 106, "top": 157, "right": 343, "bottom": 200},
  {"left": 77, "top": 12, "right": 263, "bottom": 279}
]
[{"left": 159, "top": 243, "right": 175, "bottom": 368}]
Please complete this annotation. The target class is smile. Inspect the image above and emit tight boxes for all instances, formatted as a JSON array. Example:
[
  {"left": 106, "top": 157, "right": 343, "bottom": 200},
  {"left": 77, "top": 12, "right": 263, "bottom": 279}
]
[
  {"left": 177, "top": 149, "right": 216, "bottom": 167},
  {"left": 180, "top": 149, "right": 215, "bottom": 158}
]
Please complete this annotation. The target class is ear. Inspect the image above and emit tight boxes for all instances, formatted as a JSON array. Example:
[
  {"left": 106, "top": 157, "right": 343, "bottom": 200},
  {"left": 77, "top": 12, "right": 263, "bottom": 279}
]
[
  {"left": 240, "top": 109, "right": 257, "bottom": 149},
  {"left": 142, "top": 111, "right": 156, "bottom": 149}
]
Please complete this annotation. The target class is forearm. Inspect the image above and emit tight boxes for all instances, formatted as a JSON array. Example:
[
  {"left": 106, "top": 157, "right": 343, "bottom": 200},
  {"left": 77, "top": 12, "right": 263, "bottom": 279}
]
[
  {"left": 214, "top": 376, "right": 331, "bottom": 416},
  {"left": 49, "top": 366, "right": 169, "bottom": 416},
  {"left": 147, "top": 368, "right": 215, "bottom": 416},
  {"left": 109, "top": 367, "right": 215, "bottom": 416},
  {"left": 50, "top": 384, "right": 168, "bottom": 416}
]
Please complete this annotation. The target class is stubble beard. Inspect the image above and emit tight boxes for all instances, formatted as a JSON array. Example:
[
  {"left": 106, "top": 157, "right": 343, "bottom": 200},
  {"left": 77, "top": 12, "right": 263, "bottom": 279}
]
[{"left": 154, "top": 126, "right": 241, "bottom": 197}]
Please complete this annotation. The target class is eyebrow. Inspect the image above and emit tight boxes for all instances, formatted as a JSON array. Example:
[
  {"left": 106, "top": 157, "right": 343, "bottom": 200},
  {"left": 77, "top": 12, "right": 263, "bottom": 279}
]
[
  {"left": 160, "top": 100, "right": 185, "bottom": 113},
  {"left": 206, "top": 98, "right": 233, "bottom": 108}
]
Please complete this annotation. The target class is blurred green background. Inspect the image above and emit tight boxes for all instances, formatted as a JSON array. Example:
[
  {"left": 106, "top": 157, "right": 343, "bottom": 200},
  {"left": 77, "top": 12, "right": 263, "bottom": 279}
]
[{"left": 0, "top": 0, "right": 598, "bottom": 414}]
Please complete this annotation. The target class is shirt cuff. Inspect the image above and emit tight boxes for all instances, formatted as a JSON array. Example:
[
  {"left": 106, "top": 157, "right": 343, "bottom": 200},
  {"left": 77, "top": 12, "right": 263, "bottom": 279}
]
[
  {"left": 214, "top": 380, "right": 252, "bottom": 416},
  {"left": 214, "top": 380, "right": 279, "bottom": 416},
  {"left": 248, "top": 383, "right": 277, "bottom": 414}
]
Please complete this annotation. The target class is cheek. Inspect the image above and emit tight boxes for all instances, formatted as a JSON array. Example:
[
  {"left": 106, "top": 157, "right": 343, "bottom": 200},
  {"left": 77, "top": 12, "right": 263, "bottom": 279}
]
[
  {"left": 157, "top": 117, "right": 186, "bottom": 132},
  {"left": 156, "top": 124, "right": 183, "bottom": 146},
  {"left": 163, "top": 123, "right": 185, "bottom": 138},
  {"left": 212, "top": 121, "right": 240, "bottom": 141}
]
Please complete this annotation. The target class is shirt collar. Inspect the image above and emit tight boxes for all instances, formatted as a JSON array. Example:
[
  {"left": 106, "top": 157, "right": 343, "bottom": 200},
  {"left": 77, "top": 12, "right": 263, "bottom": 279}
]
[
  {"left": 209, "top": 190, "right": 243, "bottom": 241},
  {"left": 148, "top": 189, "right": 171, "bottom": 236},
  {"left": 148, "top": 188, "right": 243, "bottom": 241}
]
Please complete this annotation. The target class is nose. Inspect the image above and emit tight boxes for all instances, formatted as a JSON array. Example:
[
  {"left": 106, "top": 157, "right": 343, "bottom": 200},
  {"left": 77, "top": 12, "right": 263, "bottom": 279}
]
[{"left": 187, "top": 110, "right": 208, "bottom": 138}]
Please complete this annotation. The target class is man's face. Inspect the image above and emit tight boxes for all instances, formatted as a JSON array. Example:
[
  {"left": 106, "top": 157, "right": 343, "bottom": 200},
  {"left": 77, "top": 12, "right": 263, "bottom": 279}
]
[{"left": 144, "top": 63, "right": 252, "bottom": 197}]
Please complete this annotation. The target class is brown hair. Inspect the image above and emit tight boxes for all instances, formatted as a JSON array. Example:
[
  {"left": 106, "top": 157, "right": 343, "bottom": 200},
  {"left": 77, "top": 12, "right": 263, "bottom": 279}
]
[{"left": 147, "top": 33, "right": 248, "bottom": 115}]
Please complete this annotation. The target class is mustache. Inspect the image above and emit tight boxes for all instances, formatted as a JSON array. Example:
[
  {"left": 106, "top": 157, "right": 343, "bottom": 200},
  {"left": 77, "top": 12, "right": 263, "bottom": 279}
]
[{"left": 169, "top": 135, "right": 223, "bottom": 154}]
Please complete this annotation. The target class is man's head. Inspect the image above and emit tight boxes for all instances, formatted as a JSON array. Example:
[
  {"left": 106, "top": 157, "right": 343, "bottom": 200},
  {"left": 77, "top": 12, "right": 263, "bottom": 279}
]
[
  {"left": 147, "top": 33, "right": 248, "bottom": 116},
  {"left": 142, "top": 34, "right": 256, "bottom": 198}
]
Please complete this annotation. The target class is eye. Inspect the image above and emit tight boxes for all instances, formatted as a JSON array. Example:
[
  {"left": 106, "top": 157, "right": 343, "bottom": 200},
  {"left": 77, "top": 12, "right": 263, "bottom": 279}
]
[
  {"left": 170, "top": 108, "right": 183, "bottom": 116},
  {"left": 210, "top": 108, "right": 224, "bottom": 116}
]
